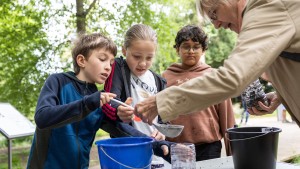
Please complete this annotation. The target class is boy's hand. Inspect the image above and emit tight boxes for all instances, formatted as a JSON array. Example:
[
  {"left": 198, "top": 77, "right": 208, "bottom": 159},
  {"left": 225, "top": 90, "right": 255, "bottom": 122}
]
[
  {"left": 161, "top": 145, "right": 169, "bottom": 156},
  {"left": 151, "top": 129, "right": 165, "bottom": 141},
  {"left": 152, "top": 140, "right": 172, "bottom": 163},
  {"left": 100, "top": 92, "right": 116, "bottom": 107},
  {"left": 117, "top": 97, "right": 134, "bottom": 123}
]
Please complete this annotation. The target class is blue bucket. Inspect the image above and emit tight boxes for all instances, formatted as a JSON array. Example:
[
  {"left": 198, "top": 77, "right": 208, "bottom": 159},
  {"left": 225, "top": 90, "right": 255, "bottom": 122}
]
[{"left": 95, "top": 137, "right": 154, "bottom": 169}]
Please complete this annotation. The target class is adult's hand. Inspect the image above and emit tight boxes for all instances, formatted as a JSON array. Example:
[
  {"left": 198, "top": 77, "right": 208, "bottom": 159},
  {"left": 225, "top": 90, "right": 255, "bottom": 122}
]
[
  {"left": 134, "top": 95, "right": 158, "bottom": 125},
  {"left": 117, "top": 97, "right": 134, "bottom": 123},
  {"left": 248, "top": 92, "right": 281, "bottom": 115}
]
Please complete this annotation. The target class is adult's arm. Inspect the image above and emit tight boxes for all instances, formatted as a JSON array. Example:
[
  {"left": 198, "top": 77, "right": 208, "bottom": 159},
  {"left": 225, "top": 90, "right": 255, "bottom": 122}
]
[{"left": 157, "top": 2, "right": 295, "bottom": 122}]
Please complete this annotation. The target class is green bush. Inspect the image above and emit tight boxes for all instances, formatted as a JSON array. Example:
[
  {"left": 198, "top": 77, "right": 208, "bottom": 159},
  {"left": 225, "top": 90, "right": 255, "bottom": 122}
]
[{"left": 291, "top": 156, "right": 300, "bottom": 165}]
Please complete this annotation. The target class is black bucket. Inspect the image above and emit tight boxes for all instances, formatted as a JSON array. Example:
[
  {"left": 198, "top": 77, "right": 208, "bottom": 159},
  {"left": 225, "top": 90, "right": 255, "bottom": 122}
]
[{"left": 227, "top": 126, "right": 281, "bottom": 169}]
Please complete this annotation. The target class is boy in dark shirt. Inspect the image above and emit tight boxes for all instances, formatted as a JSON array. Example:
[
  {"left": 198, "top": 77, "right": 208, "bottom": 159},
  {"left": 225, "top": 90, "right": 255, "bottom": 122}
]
[{"left": 27, "top": 33, "right": 170, "bottom": 169}]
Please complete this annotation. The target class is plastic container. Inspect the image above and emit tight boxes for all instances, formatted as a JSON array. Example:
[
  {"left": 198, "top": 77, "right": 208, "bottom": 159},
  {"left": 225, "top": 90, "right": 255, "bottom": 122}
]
[
  {"left": 95, "top": 137, "right": 154, "bottom": 169},
  {"left": 227, "top": 126, "right": 281, "bottom": 169},
  {"left": 171, "top": 143, "right": 196, "bottom": 169}
]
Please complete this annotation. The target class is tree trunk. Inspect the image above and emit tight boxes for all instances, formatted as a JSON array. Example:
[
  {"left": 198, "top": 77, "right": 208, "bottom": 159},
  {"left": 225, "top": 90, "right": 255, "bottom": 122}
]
[
  {"left": 76, "top": 0, "right": 86, "bottom": 33},
  {"left": 76, "top": 0, "right": 98, "bottom": 33}
]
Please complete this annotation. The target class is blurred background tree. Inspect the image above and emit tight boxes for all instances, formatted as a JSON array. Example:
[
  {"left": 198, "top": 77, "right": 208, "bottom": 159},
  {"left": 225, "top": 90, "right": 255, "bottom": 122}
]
[{"left": 204, "top": 24, "right": 237, "bottom": 68}]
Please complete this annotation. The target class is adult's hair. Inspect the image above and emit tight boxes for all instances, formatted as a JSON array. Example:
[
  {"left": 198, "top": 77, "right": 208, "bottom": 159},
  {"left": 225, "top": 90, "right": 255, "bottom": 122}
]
[
  {"left": 196, "top": 0, "right": 229, "bottom": 22},
  {"left": 72, "top": 32, "right": 117, "bottom": 74},
  {"left": 123, "top": 24, "right": 157, "bottom": 49},
  {"left": 173, "top": 25, "right": 208, "bottom": 51}
]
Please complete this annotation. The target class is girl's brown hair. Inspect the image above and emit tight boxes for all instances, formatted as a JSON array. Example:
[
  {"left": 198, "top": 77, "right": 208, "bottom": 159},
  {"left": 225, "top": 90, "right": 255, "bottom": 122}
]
[{"left": 123, "top": 24, "right": 157, "bottom": 49}]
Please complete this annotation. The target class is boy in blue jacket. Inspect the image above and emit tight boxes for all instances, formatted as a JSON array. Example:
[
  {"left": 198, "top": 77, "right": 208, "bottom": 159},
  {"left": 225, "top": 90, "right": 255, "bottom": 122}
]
[{"left": 27, "top": 33, "right": 170, "bottom": 169}]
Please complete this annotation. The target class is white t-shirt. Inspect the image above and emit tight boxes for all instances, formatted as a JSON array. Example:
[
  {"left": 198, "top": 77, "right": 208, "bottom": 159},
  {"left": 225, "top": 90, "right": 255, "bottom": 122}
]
[{"left": 130, "top": 71, "right": 164, "bottom": 168}]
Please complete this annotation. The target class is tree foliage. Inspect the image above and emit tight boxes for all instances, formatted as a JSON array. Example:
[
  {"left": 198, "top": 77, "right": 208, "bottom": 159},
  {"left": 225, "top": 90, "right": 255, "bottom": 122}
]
[
  {"left": 0, "top": 0, "right": 51, "bottom": 120},
  {"left": 153, "top": 0, "right": 199, "bottom": 73},
  {"left": 204, "top": 24, "right": 237, "bottom": 68}
]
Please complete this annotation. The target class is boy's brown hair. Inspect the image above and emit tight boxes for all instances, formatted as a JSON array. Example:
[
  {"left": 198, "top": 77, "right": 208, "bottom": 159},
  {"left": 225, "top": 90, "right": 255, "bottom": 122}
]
[{"left": 72, "top": 33, "right": 117, "bottom": 74}]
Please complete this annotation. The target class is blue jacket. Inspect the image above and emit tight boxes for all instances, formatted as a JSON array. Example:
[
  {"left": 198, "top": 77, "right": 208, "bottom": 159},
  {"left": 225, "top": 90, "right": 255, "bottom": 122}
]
[
  {"left": 27, "top": 72, "right": 105, "bottom": 169},
  {"left": 27, "top": 72, "right": 171, "bottom": 169}
]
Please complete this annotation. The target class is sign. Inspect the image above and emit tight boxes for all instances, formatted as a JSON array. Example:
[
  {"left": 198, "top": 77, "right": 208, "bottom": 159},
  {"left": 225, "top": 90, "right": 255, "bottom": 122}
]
[{"left": 0, "top": 103, "right": 35, "bottom": 139}]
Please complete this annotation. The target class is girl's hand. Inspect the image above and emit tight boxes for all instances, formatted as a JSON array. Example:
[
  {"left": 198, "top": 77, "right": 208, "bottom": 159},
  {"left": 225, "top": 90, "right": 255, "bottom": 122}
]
[
  {"left": 151, "top": 129, "right": 165, "bottom": 141},
  {"left": 100, "top": 92, "right": 116, "bottom": 107},
  {"left": 117, "top": 97, "right": 134, "bottom": 123}
]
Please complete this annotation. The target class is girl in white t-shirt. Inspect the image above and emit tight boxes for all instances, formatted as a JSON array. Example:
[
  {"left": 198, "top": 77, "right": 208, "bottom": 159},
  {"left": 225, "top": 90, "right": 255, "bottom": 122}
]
[{"left": 103, "top": 24, "right": 167, "bottom": 168}]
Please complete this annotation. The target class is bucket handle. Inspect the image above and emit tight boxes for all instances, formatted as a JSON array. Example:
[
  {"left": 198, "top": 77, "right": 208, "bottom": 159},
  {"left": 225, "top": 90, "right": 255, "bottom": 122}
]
[
  {"left": 100, "top": 146, "right": 152, "bottom": 169},
  {"left": 226, "top": 127, "right": 275, "bottom": 142}
]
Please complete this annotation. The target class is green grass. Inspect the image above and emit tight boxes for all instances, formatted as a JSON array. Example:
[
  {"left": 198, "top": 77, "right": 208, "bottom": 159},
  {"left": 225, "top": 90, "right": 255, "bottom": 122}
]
[
  {"left": 291, "top": 156, "right": 300, "bottom": 165},
  {"left": 0, "top": 136, "right": 33, "bottom": 169},
  {"left": 0, "top": 147, "right": 30, "bottom": 169}
]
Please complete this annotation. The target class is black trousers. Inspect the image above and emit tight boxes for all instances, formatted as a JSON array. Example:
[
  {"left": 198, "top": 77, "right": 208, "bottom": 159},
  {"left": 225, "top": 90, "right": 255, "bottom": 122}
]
[{"left": 195, "top": 140, "right": 222, "bottom": 161}]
